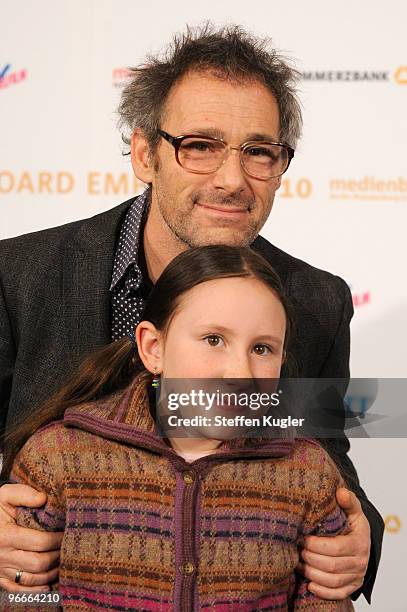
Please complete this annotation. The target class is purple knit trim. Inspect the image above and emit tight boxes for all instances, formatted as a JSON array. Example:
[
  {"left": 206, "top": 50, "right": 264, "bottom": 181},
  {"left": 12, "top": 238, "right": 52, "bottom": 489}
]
[
  {"left": 193, "top": 473, "right": 202, "bottom": 611},
  {"left": 63, "top": 411, "right": 294, "bottom": 463},
  {"left": 112, "top": 382, "right": 136, "bottom": 422},
  {"left": 173, "top": 471, "right": 185, "bottom": 611}
]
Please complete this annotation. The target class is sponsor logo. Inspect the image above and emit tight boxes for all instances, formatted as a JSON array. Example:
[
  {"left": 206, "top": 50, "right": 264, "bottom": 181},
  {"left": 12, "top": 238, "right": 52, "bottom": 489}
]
[
  {"left": 280, "top": 177, "right": 312, "bottom": 199},
  {"left": 87, "top": 171, "right": 143, "bottom": 195},
  {"left": 394, "top": 66, "right": 407, "bottom": 84},
  {"left": 0, "top": 171, "right": 144, "bottom": 195},
  {"left": 345, "top": 394, "right": 372, "bottom": 418},
  {"left": 330, "top": 177, "right": 407, "bottom": 202},
  {"left": 0, "top": 64, "right": 27, "bottom": 89},
  {"left": 302, "top": 67, "right": 407, "bottom": 85},
  {"left": 112, "top": 67, "right": 132, "bottom": 88},
  {"left": 352, "top": 290, "right": 371, "bottom": 308},
  {"left": 302, "top": 70, "right": 389, "bottom": 82},
  {"left": 345, "top": 379, "right": 378, "bottom": 418},
  {"left": 347, "top": 284, "right": 371, "bottom": 308},
  {"left": 385, "top": 515, "right": 402, "bottom": 533}
]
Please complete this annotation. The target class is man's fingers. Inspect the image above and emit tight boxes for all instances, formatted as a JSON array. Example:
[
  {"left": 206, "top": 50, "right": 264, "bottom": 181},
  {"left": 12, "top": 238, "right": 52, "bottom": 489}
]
[
  {"left": 0, "top": 484, "right": 47, "bottom": 513},
  {"left": 336, "top": 487, "right": 362, "bottom": 516},
  {"left": 300, "top": 549, "right": 360, "bottom": 574},
  {"left": 303, "top": 534, "right": 358, "bottom": 557},
  {"left": 307, "top": 580, "right": 363, "bottom": 601},
  {"left": 2, "top": 566, "right": 58, "bottom": 588},
  {"left": 0, "top": 549, "right": 60, "bottom": 575},
  {"left": 0, "top": 524, "right": 63, "bottom": 552},
  {"left": 300, "top": 563, "right": 362, "bottom": 590},
  {"left": 0, "top": 576, "right": 50, "bottom": 593}
]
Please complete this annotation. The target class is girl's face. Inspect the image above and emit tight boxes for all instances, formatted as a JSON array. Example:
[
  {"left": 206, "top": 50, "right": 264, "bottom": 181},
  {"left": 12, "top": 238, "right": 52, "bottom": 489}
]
[{"left": 160, "top": 276, "right": 286, "bottom": 379}]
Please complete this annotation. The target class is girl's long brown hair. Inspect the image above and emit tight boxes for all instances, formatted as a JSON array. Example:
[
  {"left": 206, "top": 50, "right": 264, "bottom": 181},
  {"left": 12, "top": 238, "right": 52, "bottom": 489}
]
[{"left": 2, "top": 245, "right": 293, "bottom": 477}]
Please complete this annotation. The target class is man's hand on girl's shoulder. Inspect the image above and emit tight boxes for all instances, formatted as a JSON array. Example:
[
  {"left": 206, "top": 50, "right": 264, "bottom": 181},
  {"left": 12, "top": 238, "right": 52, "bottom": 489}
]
[{"left": 0, "top": 483, "right": 62, "bottom": 592}]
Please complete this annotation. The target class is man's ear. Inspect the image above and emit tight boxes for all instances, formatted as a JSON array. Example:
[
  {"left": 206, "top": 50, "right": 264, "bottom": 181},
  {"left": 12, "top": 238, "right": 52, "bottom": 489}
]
[
  {"left": 135, "top": 321, "right": 163, "bottom": 373},
  {"left": 274, "top": 175, "right": 282, "bottom": 190},
  {"left": 131, "top": 129, "right": 155, "bottom": 184}
]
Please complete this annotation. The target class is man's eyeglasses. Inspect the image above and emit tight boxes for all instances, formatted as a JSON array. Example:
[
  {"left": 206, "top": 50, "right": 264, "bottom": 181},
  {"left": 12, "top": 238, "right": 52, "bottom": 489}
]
[{"left": 158, "top": 129, "right": 294, "bottom": 180}]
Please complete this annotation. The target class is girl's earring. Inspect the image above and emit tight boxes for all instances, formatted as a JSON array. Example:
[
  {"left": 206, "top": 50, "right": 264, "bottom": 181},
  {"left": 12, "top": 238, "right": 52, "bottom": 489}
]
[{"left": 152, "top": 367, "right": 160, "bottom": 389}]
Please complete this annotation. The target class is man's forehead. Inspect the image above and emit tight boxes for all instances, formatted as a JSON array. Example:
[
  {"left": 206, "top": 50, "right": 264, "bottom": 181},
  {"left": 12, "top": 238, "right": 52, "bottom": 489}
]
[
  {"left": 167, "top": 69, "right": 276, "bottom": 104},
  {"left": 162, "top": 70, "right": 280, "bottom": 137}
]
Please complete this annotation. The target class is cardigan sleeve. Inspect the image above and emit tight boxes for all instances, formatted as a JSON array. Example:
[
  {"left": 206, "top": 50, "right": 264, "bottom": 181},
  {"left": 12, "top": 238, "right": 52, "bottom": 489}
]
[
  {"left": 9, "top": 426, "right": 67, "bottom": 533},
  {"left": 6, "top": 428, "right": 66, "bottom": 608},
  {"left": 289, "top": 442, "right": 354, "bottom": 610}
]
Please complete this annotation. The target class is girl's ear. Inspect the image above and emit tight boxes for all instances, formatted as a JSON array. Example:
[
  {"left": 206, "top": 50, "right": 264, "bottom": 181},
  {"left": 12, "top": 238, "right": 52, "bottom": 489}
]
[{"left": 135, "top": 321, "right": 163, "bottom": 374}]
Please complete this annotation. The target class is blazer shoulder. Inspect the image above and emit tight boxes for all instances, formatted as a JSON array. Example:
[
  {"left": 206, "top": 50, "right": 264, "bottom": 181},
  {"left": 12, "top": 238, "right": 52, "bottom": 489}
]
[
  {"left": 0, "top": 198, "right": 133, "bottom": 272},
  {"left": 253, "top": 234, "right": 351, "bottom": 304}
]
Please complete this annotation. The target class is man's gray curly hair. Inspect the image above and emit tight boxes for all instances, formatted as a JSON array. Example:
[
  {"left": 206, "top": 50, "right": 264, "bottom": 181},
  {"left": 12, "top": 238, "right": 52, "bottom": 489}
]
[{"left": 118, "top": 23, "right": 302, "bottom": 154}]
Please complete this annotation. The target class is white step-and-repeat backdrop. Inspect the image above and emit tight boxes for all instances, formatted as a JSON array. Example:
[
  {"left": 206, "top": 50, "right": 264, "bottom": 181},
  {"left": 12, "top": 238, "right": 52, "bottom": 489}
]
[{"left": 1, "top": 1, "right": 406, "bottom": 609}]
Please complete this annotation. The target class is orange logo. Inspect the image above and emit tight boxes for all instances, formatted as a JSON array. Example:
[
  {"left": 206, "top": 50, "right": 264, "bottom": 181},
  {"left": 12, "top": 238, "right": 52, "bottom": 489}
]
[
  {"left": 385, "top": 515, "right": 402, "bottom": 533},
  {"left": 330, "top": 176, "right": 407, "bottom": 202},
  {"left": 394, "top": 66, "right": 407, "bottom": 84},
  {"left": 280, "top": 178, "right": 312, "bottom": 199},
  {"left": 0, "top": 171, "right": 145, "bottom": 196}
]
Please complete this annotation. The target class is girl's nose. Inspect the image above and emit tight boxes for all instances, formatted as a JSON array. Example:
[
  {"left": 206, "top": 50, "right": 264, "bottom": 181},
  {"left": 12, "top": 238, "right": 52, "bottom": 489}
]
[{"left": 222, "top": 355, "right": 253, "bottom": 379}]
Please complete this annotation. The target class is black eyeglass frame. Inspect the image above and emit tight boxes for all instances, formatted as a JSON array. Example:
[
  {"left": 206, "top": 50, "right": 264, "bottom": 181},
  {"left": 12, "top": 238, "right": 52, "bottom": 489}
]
[{"left": 157, "top": 129, "right": 295, "bottom": 180}]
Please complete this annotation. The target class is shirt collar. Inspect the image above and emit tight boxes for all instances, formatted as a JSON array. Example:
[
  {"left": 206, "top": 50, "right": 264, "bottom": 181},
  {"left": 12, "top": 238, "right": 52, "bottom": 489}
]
[{"left": 109, "top": 187, "right": 151, "bottom": 291}]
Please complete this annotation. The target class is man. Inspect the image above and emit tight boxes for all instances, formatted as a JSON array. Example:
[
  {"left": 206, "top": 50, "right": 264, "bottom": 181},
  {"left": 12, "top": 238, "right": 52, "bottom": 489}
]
[{"left": 0, "top": 24, "right": 383, "bottom": 601}]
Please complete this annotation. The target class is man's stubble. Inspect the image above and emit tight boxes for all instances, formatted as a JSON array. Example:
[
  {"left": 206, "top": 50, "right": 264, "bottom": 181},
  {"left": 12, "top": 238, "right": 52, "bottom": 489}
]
[{"left": 153, "top": 171, "right": 274, "bottom": 249}]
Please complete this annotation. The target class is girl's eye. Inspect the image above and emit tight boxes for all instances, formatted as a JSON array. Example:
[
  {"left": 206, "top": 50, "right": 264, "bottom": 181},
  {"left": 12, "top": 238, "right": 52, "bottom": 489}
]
[
  {"left": 252, "top": 344, "right": 272, "bottom": 355},
  {"left": 204, "top": 334, "right": 224, "bottom": 347}
]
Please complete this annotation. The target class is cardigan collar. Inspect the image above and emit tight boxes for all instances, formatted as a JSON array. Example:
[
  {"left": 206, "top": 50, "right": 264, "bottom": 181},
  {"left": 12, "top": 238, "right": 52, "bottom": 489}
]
[{"left": 63, "top": 373, "right": 294, "bottom": 467}]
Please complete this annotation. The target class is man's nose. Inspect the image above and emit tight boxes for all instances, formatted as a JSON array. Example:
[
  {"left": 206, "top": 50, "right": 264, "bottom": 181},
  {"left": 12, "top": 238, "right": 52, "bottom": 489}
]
[{"left": 212, "top": 148, "right": 247, "bottom": 193}]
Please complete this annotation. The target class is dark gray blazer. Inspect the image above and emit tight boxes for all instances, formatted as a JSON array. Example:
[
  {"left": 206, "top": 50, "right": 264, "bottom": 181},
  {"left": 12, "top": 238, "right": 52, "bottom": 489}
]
[{"left": 0, "top": 197, "right": 383, "bottom": 602}]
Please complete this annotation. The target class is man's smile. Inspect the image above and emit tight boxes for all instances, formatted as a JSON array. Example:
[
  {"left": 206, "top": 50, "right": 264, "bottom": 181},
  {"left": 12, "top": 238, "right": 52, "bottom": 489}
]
[{"left": 196, "top": 202, "right": 250, "bottom": 218}]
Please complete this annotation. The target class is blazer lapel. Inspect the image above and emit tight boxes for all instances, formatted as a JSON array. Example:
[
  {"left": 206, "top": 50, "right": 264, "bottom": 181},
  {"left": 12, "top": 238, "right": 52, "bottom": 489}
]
[
  {"left": 62, "top": 199, "right": 133, "bottom": 369},
  {"left": 251, "top": 234, "right": 290, "bottom": 288}
]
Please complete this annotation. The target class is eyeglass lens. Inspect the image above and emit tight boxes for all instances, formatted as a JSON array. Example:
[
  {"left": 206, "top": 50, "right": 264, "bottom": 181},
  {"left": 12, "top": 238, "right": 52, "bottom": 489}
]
[{"left": 178, "top": 138, "right": 289, "bottom": 178}]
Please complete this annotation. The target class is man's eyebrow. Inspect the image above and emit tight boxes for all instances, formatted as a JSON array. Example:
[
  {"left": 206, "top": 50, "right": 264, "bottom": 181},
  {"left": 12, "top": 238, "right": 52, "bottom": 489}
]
[
  {"left": 244, "top": 132, "right": 280, "bottom": 142},
  {"left": 184, "top": 128, "right": 225, "bottom": 139},
  {"left": 184, "top": 128, "right": 279, "bottom": 142}
]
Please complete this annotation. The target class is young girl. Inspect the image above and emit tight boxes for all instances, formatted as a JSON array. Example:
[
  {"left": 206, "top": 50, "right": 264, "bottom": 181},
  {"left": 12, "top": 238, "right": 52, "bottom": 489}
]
[{"left": 5, "top": 245, "right": 353, "bottom": 611}]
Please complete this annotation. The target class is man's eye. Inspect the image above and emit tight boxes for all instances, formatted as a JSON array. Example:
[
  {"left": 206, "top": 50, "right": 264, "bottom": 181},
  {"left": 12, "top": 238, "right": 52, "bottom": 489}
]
[
  {"left": 204, "top": 334, "right": 223, "bottom": 347},
  {"left": 246, "top": 146, "right": 277, "bottom": 160},
  {"left": 183, "top": 140, "right": 214, "bottom": 152},
  {"left": 252, "top": 344, "right": 272, "bottom": 355}
]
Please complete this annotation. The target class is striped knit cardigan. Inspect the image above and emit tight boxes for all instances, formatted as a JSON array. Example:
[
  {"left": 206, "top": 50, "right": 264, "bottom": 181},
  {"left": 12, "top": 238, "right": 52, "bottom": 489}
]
[{"left": 10, "top": 373, "right": 354, "bottom": 611}]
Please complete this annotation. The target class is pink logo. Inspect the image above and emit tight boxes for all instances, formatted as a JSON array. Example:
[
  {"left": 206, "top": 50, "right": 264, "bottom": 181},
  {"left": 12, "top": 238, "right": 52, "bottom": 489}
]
[
  {"left": 347, "top": 283, "right": 371, "bottom": 308},
  {"left": 0, "top": 64, "right": 27, "bottom": 89}
]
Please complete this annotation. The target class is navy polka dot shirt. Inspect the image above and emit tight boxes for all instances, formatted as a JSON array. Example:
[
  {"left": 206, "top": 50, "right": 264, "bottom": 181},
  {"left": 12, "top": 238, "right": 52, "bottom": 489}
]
[{"left": 110, "top": 189, "right": 152, "bottom": 341}]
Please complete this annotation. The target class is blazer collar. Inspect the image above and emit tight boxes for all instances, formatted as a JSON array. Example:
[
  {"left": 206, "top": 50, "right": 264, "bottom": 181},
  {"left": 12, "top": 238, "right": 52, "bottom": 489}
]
[{"left": 61, "top": 196, "right": 137, "bottom": 369}]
